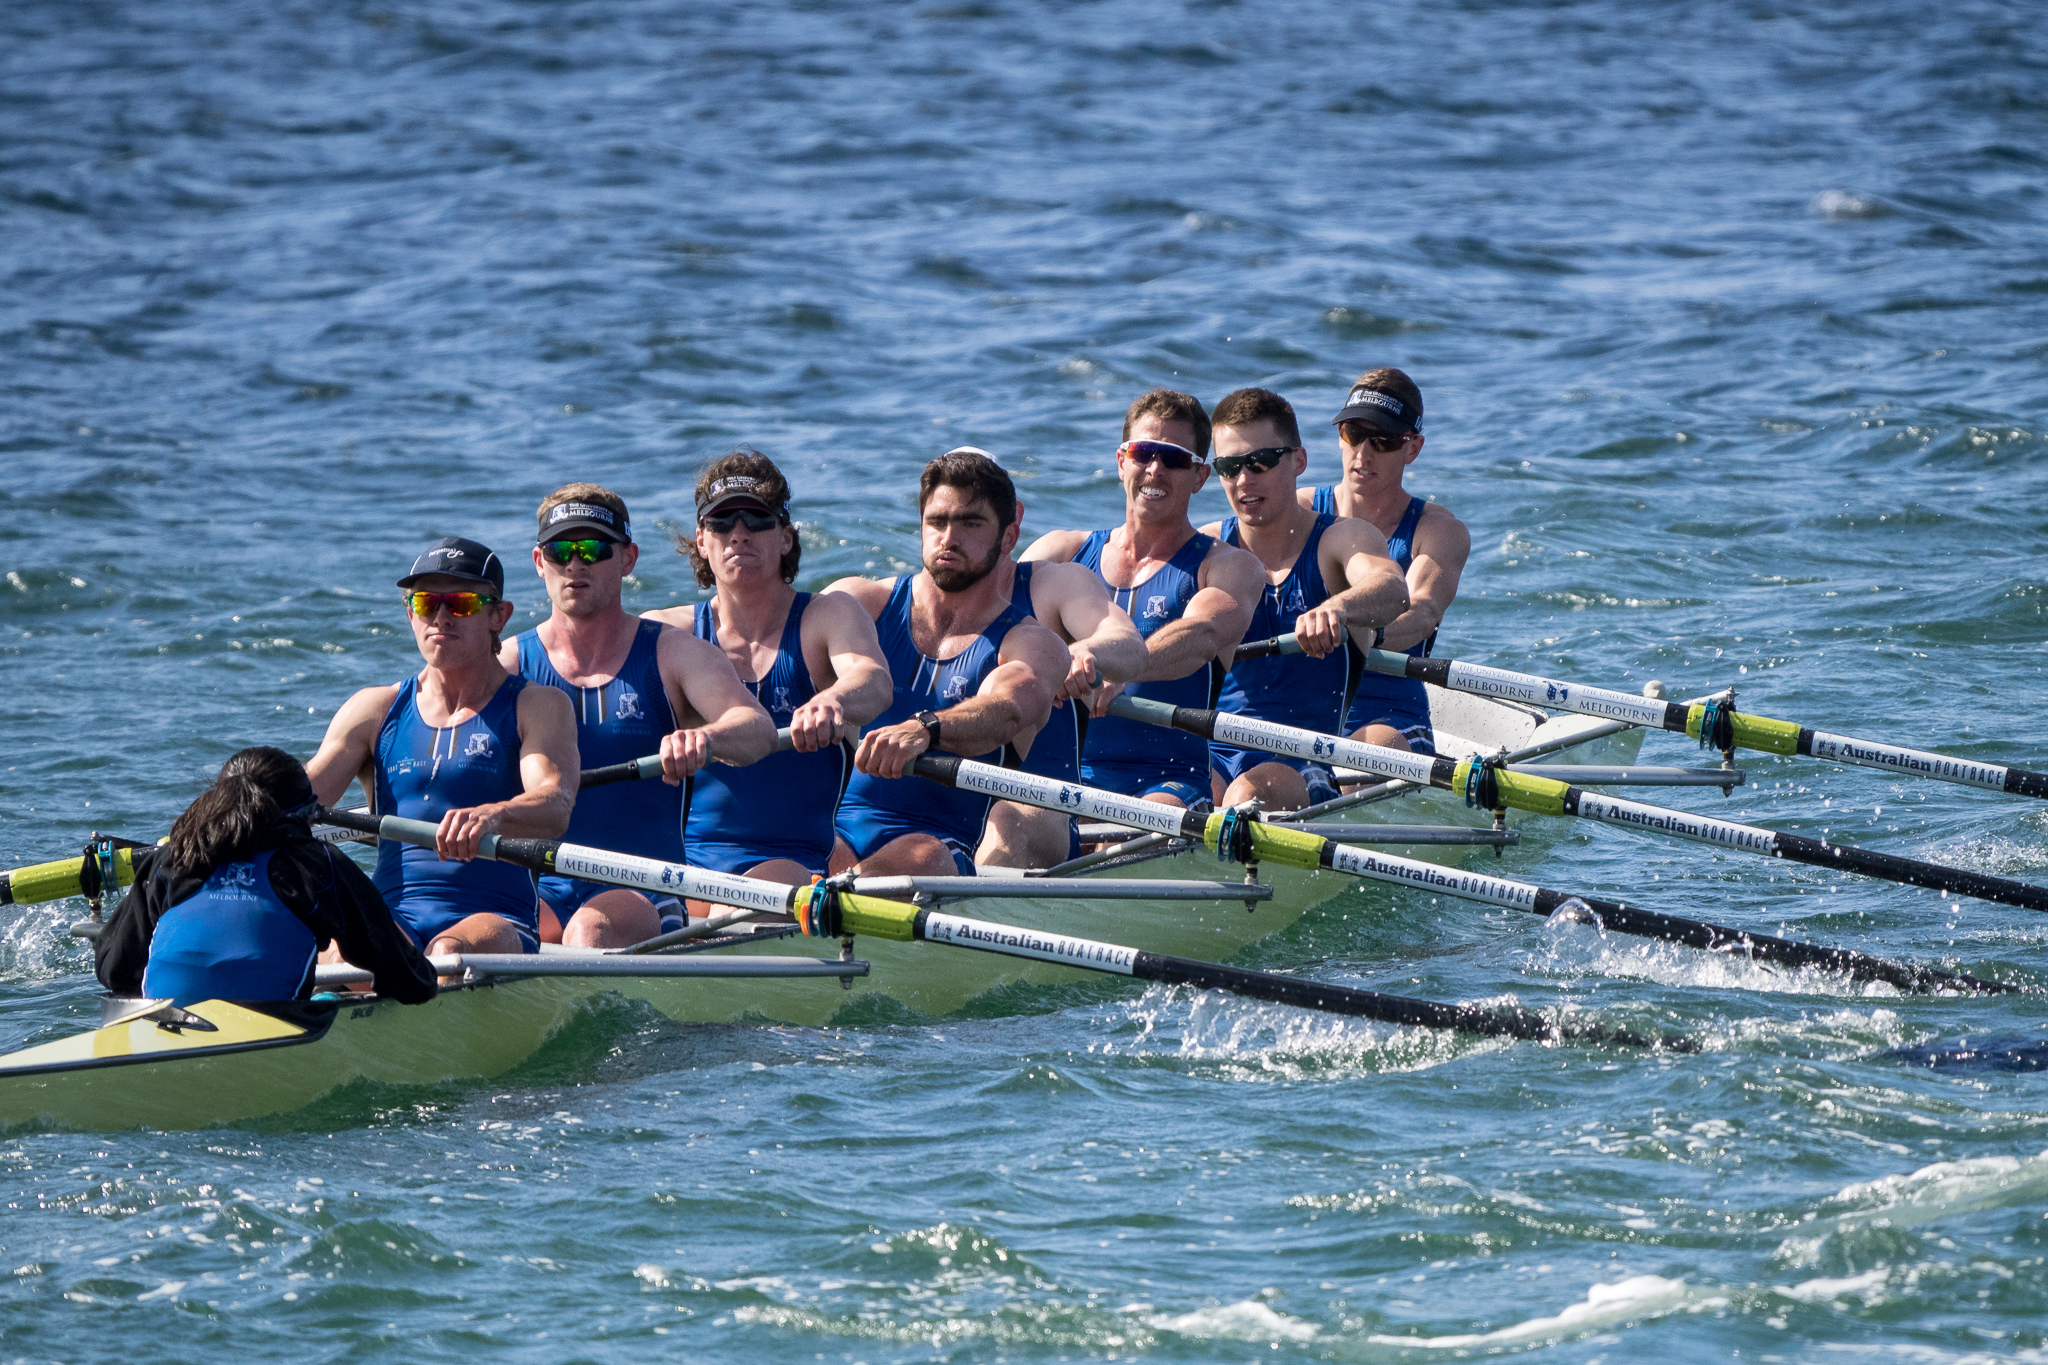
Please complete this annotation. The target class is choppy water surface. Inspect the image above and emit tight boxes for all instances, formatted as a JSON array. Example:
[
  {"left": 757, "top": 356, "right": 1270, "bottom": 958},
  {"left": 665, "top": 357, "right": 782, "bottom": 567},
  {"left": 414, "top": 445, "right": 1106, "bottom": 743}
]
[{"left": 5, "top": 0, "right": 2048, "bottom": 1358}]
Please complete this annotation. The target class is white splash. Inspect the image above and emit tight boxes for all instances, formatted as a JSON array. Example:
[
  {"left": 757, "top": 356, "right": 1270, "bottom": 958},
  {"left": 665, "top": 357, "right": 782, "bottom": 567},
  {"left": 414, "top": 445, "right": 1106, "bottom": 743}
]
[
  {"left": 1149, "top": 1299, "right": 1318, "bottom": 1343},
  {"left": 1366, "top": 1274, "right": 1699, "bottom": 1349}
]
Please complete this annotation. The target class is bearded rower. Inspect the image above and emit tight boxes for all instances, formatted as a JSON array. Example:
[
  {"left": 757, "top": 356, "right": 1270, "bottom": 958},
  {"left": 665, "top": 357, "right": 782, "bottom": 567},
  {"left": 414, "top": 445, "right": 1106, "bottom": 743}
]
[
  {"left": 644, "top": 450, "right": 890, "bottom": 887},
  {"left": 828, "top": 449, "right": 1068, "bottom": 877},
  {"left": 306, "top": 537, "right": 578, "bottom": 957},
  {"left": 1023, "top": 388, "right": 1262, "bottom": 812},
  {"left": 1200, "top": 389, "right": 1410, "bottom": 811},
  {"left": 1299, "top": 368, "right": 1470, "bottom": 756},
  {"left": 504, "top": 485, "right": 776, "bottom": 945}
]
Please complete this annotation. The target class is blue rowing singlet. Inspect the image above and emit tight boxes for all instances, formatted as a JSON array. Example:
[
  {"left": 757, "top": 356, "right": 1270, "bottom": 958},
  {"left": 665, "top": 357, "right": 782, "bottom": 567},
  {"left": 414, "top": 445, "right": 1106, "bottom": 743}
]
[
  {"left": 1010, "top": 563, "right": 1080, "bottom": 783},
  {"left": 836, "top": 577, "right": 1033, "bottom": 869},
  {"left": 1337, "top": 495, "right": 1436, "bottom": 745},
  {"left": 373, "top": 674, "right": 539, "bottom": 946},
  {"left": 143, "top": 849, "right": 319, "bottom": 1006},
  {"left": 1074, "top": 528, "right": 1214, "bottom": 792},
  {"left": 515, "top": 619, "right": 683, "bottom": 862},
  {"left": 687, "top": 594, "right": 845, "bottom": 874},
  {"left": 1215, "top": 512, "right": 1352, "bottom": 742}
]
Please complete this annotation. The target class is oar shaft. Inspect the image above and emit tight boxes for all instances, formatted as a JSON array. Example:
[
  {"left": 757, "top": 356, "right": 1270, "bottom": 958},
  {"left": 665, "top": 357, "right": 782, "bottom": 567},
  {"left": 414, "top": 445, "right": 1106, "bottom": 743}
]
[
  {"left": 579, "top": 727, "right": 801, "bottom": 788},
  {"left": 0, "top": 847, "right": 141, "bottom": 907},
  {"left": 1365, "top": 646, "right": 2048, "bottom": 800}
]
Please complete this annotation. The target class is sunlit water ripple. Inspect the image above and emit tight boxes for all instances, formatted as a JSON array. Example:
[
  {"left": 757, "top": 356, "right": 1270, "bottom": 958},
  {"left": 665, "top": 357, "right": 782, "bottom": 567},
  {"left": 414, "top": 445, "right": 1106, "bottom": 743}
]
[{"left": 3, "top": 0, "right": 2047, "bottom": 1358}]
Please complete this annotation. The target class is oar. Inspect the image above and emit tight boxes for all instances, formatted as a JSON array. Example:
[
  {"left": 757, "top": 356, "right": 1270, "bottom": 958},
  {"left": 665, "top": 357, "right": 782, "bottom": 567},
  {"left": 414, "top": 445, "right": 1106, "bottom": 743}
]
[
  {"left": 0, "top": 836, "right": 150, "bottom": 907},
  {"left": 902, "top": 754, "right": 2009, "bottom": 996},
  {"left": 580, "top": 726, "right": 810, "bottom": 789},
  {"left": 1340, "top": 637, "right": 2048, "bottom": 800},
  {"left": 1109, "top": 694, "right": 2048, "bottom": 915},
  {"left": 316, "top": 806, "right": 1686, "bottom": 1050},
  {"left": 311, "top": 951, "right": 864, "bottom": 986}
]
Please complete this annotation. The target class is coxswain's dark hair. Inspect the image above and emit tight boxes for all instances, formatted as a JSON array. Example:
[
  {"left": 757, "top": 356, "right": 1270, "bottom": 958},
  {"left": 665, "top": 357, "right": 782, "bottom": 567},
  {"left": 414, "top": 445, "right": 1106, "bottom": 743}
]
[{"left": 162, "top": 747, "right": 317, "bottom": 876}]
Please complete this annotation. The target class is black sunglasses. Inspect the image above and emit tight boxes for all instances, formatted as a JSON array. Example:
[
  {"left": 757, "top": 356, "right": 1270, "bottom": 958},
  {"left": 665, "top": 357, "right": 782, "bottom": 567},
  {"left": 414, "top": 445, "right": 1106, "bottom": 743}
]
[
  {"left": 703, "top": 507, "right": 782, "bottom": 533},
  {"left": 1339, "top": 421, "right": 1413, "bottom": 453},
  {"left": 1213, "top": 446, "right": 1296, "bottom": 479}
]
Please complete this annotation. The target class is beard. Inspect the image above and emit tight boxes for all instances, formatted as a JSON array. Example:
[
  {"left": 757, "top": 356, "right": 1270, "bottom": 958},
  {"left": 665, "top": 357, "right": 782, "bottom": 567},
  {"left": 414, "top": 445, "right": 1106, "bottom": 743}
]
[{"left": 927, "top": 539, "right": 1003, "bottom": 593}]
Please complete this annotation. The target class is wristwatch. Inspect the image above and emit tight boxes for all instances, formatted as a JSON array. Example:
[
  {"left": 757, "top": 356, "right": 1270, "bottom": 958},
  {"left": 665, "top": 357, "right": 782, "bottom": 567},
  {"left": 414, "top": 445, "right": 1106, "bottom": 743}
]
[{"left": 914, "top": 709, "right": 943, "bottom": 751}]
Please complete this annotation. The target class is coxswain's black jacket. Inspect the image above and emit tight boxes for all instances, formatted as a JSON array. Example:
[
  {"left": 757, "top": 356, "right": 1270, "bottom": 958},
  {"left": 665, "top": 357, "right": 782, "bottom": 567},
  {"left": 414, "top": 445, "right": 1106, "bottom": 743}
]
[{"left": 95, "top": 822, "right": 439, "bottom": 1005}]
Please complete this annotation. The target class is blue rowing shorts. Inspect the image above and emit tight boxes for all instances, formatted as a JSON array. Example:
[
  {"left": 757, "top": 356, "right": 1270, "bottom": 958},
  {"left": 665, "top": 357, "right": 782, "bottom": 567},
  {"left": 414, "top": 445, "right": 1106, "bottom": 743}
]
[
  {"left": 1209, "top": 748, "right": 1341, "bottom": 807},
  {"left": 537, "top": 874, "right": 683, "bottom": 924},
  {"left": 836, "top": 807, "right": 979, "bottom": 876}
]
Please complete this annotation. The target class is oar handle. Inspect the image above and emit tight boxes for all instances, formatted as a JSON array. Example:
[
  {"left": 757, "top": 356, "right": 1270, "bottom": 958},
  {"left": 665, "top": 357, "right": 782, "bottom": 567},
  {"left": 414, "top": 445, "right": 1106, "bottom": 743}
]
[
  {"left": 1231, "top": 633, "right": 1302, "bottom": 661},
  {"left": 579, "top": 728, "right": 798, "bottom": 788}
]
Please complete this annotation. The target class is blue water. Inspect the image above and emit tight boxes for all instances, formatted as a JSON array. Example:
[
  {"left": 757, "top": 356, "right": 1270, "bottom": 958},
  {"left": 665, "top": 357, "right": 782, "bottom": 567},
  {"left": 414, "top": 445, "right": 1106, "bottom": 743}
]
[{"left": 6, "top": 0, "right": 2048, "bottom": 1357}]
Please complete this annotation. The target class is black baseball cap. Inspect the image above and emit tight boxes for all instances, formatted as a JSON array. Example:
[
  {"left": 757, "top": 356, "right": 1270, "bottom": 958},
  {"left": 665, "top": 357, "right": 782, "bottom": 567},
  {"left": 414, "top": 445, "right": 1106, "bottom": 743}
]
[
  {"left": 396, "top": 537, "right": 506, "bottom": 593},
  {"left": 1331, "top": 383, "right": 1422, "bottom": 436},
  {"left": 537, "top": 499, "right": 631, "bottom": 544}
]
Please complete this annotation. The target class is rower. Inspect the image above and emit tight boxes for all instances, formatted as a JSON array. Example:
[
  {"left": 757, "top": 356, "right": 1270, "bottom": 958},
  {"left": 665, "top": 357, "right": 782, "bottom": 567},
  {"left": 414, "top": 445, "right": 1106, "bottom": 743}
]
[
  {"left": 96, "top": 747, "right": 437, "bottom": 1007},
  {"left": 1022, "top": 388, "right": 1263, "bottom": 812},
  {"left": 506, "top": 486, "right": 778, "bottom": 944},
  {"left": 1200, "top": 389, "right": 1409, "bottom": 810},
  {"left": 828, "top": 448, "right": 1069, "bottom": 876},
  {"left": 305, "top": 537, "right": 579, "bottom": 958},
  {"left": 1297, "top": 368, "right": 1470, "bottom": 757},
  {"left": 643, "top": 451, "right": 890, "bottom": 887},
  {"left": 976, "top": 513, "right": 1147, "bottom": 866}
]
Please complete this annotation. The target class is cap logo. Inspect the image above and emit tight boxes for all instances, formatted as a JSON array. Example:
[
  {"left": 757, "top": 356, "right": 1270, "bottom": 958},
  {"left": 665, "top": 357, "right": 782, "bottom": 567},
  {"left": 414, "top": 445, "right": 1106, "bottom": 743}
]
[
  {"left": 547, "top": 502, "right": 616, "bottom": 527},
  {"left": 1346, "top": 388, "right": 1406, "bottom": 418}
]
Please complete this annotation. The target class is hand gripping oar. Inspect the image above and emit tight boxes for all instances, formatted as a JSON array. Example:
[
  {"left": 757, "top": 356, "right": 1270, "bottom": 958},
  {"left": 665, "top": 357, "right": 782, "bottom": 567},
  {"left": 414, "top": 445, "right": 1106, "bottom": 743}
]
[
  {"left": 579, "top": 726, "right": 808, "bottom": 790},
  {"left": 904, "top": 753, "right": 2009, "bottom": 996},
  {"left": 1346, "top": 639, "right": 2048, "bottom": 800},
  {"left": 1109, "top": 694, "right": 2048, "bottom": 915},
  {"left": 314, "top": 807, "right": 1685, "bottom": 1050}
]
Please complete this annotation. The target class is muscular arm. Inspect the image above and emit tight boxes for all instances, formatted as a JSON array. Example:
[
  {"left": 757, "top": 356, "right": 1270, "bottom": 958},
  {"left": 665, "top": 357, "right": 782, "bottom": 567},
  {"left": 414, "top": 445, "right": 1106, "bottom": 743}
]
[
  {"left": 657, "top": 628, "right": 777, "bottom": 779},
  {"left": 791, "top": 589, "right": 894, "bottom": 752},
  {"left": 855, "top": 620, "right": 1067, "bottom": 779},
  {"left": 1137, "top": 542, "right": 1262, "bottom": 681},
  {"left": 1381, "top": 507, "right": 1470, "bottom": 652},
  {"left": 1295, "top": 519, "right": 1409, "bottom": 657},
  {"left": 1035, "top": 561, "right": 1146, "bottom": 697},
  {"left": 304, "top": 685, "right": 398, "bottom": 809}
]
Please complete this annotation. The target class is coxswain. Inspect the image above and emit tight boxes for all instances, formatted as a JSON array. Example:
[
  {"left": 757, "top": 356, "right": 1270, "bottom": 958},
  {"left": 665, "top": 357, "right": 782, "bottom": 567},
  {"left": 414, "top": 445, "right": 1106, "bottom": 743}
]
[
  {"left": 828, "top": 449, "right": 1068, "bottom": 876},
  {"left": 96, "top": 747, "right": 437, "bottom": 1007},
  {"left": 1022, "top": 388, "right": 1262, "bottom": 813},
  {"left": 506, "top": 486, "right": 777, "bottom": 943},
  {"left": 643, "top": 450, "right": 890, "bottom": 886},
  {"left": 1298, "top": 368, "right": 1469, "bottom": 756},
  {"left": 1201, "top": 389, "right": 1410, "bottom": 810},
  {"left": 305, "top": 537, "right": 579, "bottom": 957},
  {"left": 977, "top": 510, "right": 1147, "bottom": 867}
]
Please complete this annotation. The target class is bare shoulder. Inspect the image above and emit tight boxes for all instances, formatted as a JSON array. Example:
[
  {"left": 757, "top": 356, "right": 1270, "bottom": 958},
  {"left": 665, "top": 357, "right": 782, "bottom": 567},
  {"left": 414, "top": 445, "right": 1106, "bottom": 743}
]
[
  {"left": 999, "top": 615, "right": 1069, "bottom": 669},
  {"left": 1294, "top": 487, "right": 1319, "bottom": 511},
  {"left": 655, "top": 624, "right": 726, "bottom": 670},
  {"left": 1201, "top": 538, "right": 1264, "bottom": 588},
  {"left": 1324, "top": 513, "right": 1393, "bottom": 559},
  {"left": 1037, "top": 559, "right": 1109, "bottom": 601},
  {"left": 821, "top": 575, "right": 893, "bottom": 617},
  {"left": 800, "top": 586, "right": 879, "bottom": 637},
  {"left": 1195, "top": 518, "right": 1224, "bottom": 540},
  {"left": 1415, "top": 500, "right": 1471, "bottom": 549},
  {"left": 333, "top": 682, "right": 402, "bottom": 733},
  {"left": 642, "top": 604, "right": 694, "bottom": 629},
  {"left": 517, "top": 678, "right": 575, "bottom": 725},
  {"left": 1021, "top": 528, "right": 1090, "bottom": 563}
]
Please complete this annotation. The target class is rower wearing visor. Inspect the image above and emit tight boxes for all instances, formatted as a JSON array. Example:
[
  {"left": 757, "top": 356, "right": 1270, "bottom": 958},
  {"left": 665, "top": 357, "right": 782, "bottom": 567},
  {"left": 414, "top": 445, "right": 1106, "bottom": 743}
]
[
  {"left": 1201, "top": 388, "right": 1410, "bottom": 811},
  {"left": 644, "top": 451, "right": 890, "bottom": 889},
  {"left": 1023, "top": 388, "right": 1263, "bottom": 813},
  {"left": 1299, "top": 368, "right": 1470, "bottom": 759},
  {"left": 828, "top": 448, "right": 1068, "bottom": 877},
  {"left": 306, "top": 536, "right": 579, "bottom": 958},
  {"left": 507, "top": 485, "right": 777, "bottom": 943}
]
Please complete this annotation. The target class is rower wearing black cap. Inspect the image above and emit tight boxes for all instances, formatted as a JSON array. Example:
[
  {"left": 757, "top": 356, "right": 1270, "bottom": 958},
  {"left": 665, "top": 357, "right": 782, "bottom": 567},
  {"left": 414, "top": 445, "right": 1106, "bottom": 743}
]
[
  {"left": 508, "top": 484, "right": 777, "bottom": 943},
  {"left": 96, "top": 747, "right": 437, "bottom": 1007},
  {"left": 1299, "top": 368, "right": 1470, "bottom": 757},
  {"left": 645, "top": 450, "right": 891, "bottom": 887},
  {"left": 305, "top": 536, "right": 579, "bottom": 958}
]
